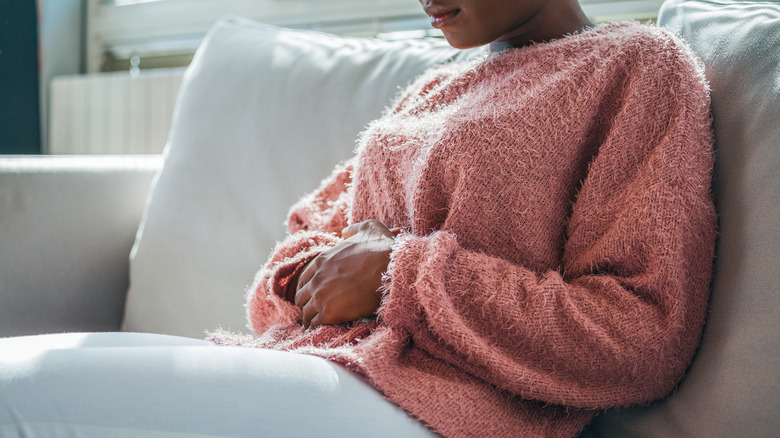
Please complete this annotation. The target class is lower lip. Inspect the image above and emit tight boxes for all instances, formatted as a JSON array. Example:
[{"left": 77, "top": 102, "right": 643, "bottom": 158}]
[{"left": 430, "top": 10, "right": 459, "bottom": 29}]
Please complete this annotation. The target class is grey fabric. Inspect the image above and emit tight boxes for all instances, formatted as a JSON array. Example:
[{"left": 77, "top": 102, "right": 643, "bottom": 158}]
[
  {"left": 0, "top": 156, "right": 161, "bottom": 337},
  {"left": 0, "top": 332, "right": 434, "bottom": 438},
  {"left": 588, "top": 1, "right": 780, "bottom": 437}
]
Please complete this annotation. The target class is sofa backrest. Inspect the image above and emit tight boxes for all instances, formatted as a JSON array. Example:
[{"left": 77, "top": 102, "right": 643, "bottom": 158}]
[{"left": 587, "top": 1, "right": 780, "bottom": 436}]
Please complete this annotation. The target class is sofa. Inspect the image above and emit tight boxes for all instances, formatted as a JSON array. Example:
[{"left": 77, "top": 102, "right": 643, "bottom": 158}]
[{"left": 1, "top": 0, "right": 777, "bottom": 436}]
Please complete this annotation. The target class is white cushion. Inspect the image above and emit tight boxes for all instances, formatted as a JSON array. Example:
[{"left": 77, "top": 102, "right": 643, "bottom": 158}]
[
  {"left": 587, "top": 1, "right": 780, "bottom": 436},
  {"left": 122, "top": 17, "right": 478, "bottom": 337}
]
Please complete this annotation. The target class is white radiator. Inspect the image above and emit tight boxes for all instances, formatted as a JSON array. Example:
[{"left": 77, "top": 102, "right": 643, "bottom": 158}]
[{"left": 49, "top": 69, "right": 184, "bottom": 155}]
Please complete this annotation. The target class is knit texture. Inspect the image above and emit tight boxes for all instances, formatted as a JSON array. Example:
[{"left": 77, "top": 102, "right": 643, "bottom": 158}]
[{"left": 210, "top": 22, "right": 717, "bottom": 438}]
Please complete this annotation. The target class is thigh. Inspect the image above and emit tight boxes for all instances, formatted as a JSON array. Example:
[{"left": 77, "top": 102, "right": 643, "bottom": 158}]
[{"left": 0, "top": 332, "right": 434, "bottom": 438}]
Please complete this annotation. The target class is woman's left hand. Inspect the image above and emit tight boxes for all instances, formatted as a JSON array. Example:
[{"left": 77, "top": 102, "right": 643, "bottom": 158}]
[{"left": 294, "top": 220, "right": 396, "bottom": 329}]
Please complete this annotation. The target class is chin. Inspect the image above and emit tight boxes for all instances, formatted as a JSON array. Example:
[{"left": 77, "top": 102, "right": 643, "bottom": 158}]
[
  {"left": 441, "top": 31, "right": 490, "bottom": 50},
  {"left": 443, "top": 36, "right": 481, "bottom": 50}
]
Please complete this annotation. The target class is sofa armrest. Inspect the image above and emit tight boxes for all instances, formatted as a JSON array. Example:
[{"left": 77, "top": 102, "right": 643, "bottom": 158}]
[{"left": 0, "top": 155, "right": 162, "bottom": 337}]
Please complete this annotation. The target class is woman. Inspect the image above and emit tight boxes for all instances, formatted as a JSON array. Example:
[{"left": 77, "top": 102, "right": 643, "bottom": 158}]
[{"left": 213, "top": 0, "right": 717, "bottom": 436}]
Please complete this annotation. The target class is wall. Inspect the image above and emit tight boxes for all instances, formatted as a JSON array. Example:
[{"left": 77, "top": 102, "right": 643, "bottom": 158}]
[
  {"left": 39, "top": 0, "right": 84, "bottom": 153},
  {"left": 0, "top": 0, "right": 41, "bottom": 154},
  {"left": 0, "top": 0, "right": 83, "bottom": 154}
]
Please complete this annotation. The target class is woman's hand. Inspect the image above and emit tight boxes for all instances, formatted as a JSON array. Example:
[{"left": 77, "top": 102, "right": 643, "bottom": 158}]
[{"left": 294, "top": 220, "right": 397, "bottom": 329}]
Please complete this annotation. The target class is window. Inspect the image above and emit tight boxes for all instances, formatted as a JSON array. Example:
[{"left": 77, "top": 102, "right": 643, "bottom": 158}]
[
  {"left": 87, "top": 0, "right": 432, "bottom": 72},
  {"left": 87, "top": 0, "right": 663, "bottom": 72}
]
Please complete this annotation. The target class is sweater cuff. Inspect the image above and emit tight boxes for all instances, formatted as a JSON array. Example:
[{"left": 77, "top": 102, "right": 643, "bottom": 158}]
[
  {"left": 266, "top": 231, "right": 340, "bottom": 299},
  {"left": 247, "top": 231, "right": 340, "bottom": 333},
  {"left": 379, "top": 231, "right": 459, "bottom": 334}
]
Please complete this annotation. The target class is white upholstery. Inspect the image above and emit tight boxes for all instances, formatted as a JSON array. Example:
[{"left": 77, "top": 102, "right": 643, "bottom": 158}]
[
  {"left": 0, "top": 332, "right": 433, "bottom": 437},
  {"left": 0, "top": 156, "right": 160, "bottom": 336}
]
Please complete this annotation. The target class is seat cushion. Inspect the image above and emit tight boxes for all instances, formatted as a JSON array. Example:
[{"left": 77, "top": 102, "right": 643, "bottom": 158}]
[
  {"left": 587, "top": 1, "right": 780, "bottom": 436},
  {"left": 0, "top": 332, "right": 433, "bottom": 437},
  {"left": 121, "top": 18, "right": 479, "bottom": 338}
]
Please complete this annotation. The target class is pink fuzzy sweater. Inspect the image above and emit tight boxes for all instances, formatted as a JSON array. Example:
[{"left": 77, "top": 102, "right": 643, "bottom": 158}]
[{"left": 211, "top": 22, "right": 717, "bottom": 437}]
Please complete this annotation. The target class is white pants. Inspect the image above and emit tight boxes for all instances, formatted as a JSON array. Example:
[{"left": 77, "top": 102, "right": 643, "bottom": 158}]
[{"left": 0, "top": 332, "right": 434, "bottom": 438}]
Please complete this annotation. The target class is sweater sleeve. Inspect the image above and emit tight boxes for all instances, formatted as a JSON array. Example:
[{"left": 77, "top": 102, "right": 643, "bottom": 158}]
[
  {"left": 246, "top": 160, "right": 353, "bottom": 333},
  {"left": 378, "top": 49, "right": 717, "bottom": 410}
]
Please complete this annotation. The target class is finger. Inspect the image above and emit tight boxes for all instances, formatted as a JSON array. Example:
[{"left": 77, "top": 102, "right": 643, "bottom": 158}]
[
  {"left": 389, "top": 227, "right": 403, "bottom": 236},
  {"left": 301, "top": 299, "right": 319, "bottom": 329},
  {"left": 365, "top": 219, "right": 395, "bottom": 238},
  {"left": 294, "top": 282, "right": 312, "bottom": 309},
  {"left": 347, "top": 220, "right": 394, "bottom": 240},
  {"left": 308, "top": 312, "right": 325, "bottom": 329},
  {"left": 341, "top": 223, "right": 360, "bottom": 239},
  {"left": 297, "top": 259, "right": 316, "bottom": 291}
]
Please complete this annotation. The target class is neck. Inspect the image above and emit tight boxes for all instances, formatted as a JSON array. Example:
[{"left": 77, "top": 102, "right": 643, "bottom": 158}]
[{"left": 489, "top": 0, "right": 596, "bottom": 53}]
